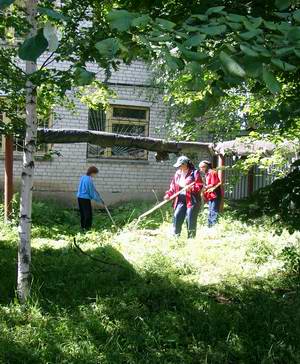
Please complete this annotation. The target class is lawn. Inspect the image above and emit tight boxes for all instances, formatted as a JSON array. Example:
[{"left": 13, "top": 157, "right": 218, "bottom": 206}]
[{"left": 0, "top": 199, "right": 300, "bottom": 364}]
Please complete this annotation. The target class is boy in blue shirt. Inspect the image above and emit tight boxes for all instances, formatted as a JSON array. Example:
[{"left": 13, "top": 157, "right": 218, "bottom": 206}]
[{"left": 77, "top": 166, "right": 103, "bottom": 230}]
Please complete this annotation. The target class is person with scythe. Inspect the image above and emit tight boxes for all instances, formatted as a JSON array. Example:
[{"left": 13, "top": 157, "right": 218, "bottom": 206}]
[
  {"left": 199, "top": 160, "right": 223, "bottom": 228},
  {"left": 77, "top": 166, "right": 104, "bottom": 231},
  {"left": 164, "top": 156, "right": 203, "bottom": 238}
]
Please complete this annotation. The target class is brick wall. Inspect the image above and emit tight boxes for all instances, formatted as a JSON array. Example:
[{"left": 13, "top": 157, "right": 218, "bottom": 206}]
[{"left": 0, "top": 60, "right": 211, "bottom": 205}]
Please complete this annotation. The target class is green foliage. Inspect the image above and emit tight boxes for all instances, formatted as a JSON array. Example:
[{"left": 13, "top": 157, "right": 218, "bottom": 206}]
[
  {"left": 294, "top": 9, "right": 300, "bottom": 22},
  {"left": 75, "top": 81, "right": 114, "bottom": 109},
  {"left": 0, "top": 0, "right": 14, "bottom": 9},
  {"left": 183, "top": 33, "right": 206, "bottom": 47},
  {"left": 240, "top": 44, "right": 259, "bottom": 57},
  {"left": 107, "top": 9, "right": 138, "bottom": 31},
  {"left": 275, "top": 0, "right": 291, "bottom": 11},
  {"left": 18, "top": 28, "right": 49, "bottom": 62},
  {"left": 1, "top": 0, "right": 300, "bottom": 142},
  {"left": 74, "top": 67, "right": 96, "bottom": 86},
  {"left": 280, "top": 246, "right": 300, "bottom": 274},
  {"left": 271, "top": 58, "right": 297, "bottom": 72},
  {"left": 139, "top": 1, "right": 300, "bottom": 139},
  {"left": 95, "top": 38, "right": 121, "bottom": 59},
  {"left": 234, "top": 167, "right": 300, "bottom": 234},
  {"left": 262, "top": 67, "right": 282, "bottom": 94},
  {"left": 199, "top": 24, "right": 227, "bottom": 35},
  {"left": 37, "top": 6, "right": 69, "bottom": 22},
  {"left": 205, "top": 6, "right": 225, "bottom": 15},
  {"left": 219, "top": 51, "right": 246, "bottom": 78},
  {"left": 155, "top": 17, "right": 176, "bottom": 31}
]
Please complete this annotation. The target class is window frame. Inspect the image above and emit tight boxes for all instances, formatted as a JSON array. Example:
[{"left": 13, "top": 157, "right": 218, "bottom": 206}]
[{"left": 88, "top": 104, "right": 150, "bottom": 161}]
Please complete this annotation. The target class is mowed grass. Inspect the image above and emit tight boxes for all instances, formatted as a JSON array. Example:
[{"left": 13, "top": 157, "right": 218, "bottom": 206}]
[{"left": 0, "top": 199, "right": 300, "bottom": 364}]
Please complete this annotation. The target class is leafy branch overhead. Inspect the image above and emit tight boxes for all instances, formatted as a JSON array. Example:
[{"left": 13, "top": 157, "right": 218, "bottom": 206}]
[
  {"left": 1, "top": 0, "right": 300, "bottom": 128},
  {"left": 100, "top": 4, "right": 300, "bottom": 97},
  {"left": 3, "top": 0, "right": 300, "bottom": 90}
]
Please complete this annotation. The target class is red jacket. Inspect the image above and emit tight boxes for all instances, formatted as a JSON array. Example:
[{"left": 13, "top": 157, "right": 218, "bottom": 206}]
[
  {"left": 203, "top": 169, "right": 222, "bottom": 201},
  {"left": 164, "top": 168, "right": 203, "bottom": 208}
]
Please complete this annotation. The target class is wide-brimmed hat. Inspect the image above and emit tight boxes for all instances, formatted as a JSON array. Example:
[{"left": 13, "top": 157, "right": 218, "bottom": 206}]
[{"left": 173, "top": 156, "right": 190, "bottom": 168}]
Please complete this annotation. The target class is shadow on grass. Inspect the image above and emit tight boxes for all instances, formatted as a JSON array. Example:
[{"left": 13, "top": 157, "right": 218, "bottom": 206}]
[
  {"left": 1, "top": 238, "right": 300, "bottom": 363},
  {"left": 0, "top": 240, "right": 17, "bottom": 302}
]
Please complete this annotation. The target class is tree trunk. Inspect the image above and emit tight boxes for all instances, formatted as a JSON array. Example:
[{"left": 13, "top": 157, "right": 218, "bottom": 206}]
[
  {"left": 218, "top": 154, "right": 225, "bottom": 213},
  {"left": 4, "top": 135, "right": 14, "bottom": 221},
  {"left": 17, "top": 0, "right": 37, "bottom": 303}
]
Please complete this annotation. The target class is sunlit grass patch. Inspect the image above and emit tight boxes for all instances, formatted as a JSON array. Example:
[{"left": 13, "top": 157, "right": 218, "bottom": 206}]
[{"left": 0, "top": 198, "right": 300, "bottom": 363}]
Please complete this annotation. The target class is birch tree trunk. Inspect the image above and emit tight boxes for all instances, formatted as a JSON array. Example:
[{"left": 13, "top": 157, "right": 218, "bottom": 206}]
[{"left": 17, "top": 0, "right": 38, "bottom": 303}]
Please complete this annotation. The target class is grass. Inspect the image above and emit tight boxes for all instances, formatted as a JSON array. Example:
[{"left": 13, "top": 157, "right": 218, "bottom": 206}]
[{"left": 0, "top": 198, "right": 300, "bottom": 363}]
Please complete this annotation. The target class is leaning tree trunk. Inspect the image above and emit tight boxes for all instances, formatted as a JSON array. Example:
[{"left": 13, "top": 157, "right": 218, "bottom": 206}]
[{"left": 17, "top": 0, "right": 38, "bottom": 303}]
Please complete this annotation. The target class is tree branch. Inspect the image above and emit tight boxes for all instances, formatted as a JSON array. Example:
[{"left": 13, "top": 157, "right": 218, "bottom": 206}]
[
  {"left": 73, "top": 237, "right": 128, "bottom": 270},
  {"left": 39, "top": 51, "right": 55, "bottom": 70},
  {"left": 0, "top": 54, "right": 27, "bottom": 76}
]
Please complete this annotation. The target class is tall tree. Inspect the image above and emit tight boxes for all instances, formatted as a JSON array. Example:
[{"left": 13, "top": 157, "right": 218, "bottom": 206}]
[{"left": 17, "top": 0, "right": 38, "bottom": 303}]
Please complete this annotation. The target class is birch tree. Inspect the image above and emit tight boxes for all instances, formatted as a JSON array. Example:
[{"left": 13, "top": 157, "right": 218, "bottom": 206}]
[{"left": 17, "top": 0, "right": 37, "bottom": 303}]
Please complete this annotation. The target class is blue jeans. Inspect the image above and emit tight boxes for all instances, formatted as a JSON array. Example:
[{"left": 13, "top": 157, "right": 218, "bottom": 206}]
[
  {"left": 173, "top": 196, "right": 200, "bottom": 238},
  {"left": 208, "top": 198, "right": 221, "bottom": 227}
]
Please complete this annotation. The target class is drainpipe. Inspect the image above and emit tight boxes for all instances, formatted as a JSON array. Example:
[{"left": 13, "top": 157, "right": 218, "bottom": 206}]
[
  {"left": 4, "top": 135, "right": 13, "bottom": 221},
  {"left": 247, "top": 166, "right": 254, "bottom": 197},
  {"left": 218, "top": 154, "right": 225, "bottom": 212}
]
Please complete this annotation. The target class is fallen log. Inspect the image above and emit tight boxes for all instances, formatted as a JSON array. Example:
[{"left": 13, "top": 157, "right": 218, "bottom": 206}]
[
  {"left": 213, "top": 139, "right": 299, "bottom": 157},
  {"left": 37, "top": 128, "right": 212, "bottom": 157},
  {"left": 37, "top": 129, "right": 300, "bottom": 158}
]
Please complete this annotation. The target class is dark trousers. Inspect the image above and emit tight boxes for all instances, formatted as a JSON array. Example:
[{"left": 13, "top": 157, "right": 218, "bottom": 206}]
[
  {"left": 78, "top": 198, "right": 93, "bottom": 230},
  {"left": 173, "top": 196, "right": 200, "bottom": 238},
  {"left": 208, "top": 197, "right": 221, "bottom": 227}
]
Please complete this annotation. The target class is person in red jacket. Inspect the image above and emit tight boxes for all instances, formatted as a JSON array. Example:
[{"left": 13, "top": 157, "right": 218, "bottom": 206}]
[
  {"left": 164, "top": 156, "right": 203, "bottom": 238},
  {"left": 199, "top": 160, "right": 222, "bottom": 228}
]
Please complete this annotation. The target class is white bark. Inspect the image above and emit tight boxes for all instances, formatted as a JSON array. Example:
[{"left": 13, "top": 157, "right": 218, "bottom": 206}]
[{"left": 17, "top": 0, "right": 38, "bottom": 303}]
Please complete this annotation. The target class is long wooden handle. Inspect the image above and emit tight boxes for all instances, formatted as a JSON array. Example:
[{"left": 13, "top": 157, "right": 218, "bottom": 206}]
[
  {"left": 104, "top": 205, "right": 117, "bottom": 226},
  {"left": 137, "top": 181, "right": 195, "bottom": 221}
]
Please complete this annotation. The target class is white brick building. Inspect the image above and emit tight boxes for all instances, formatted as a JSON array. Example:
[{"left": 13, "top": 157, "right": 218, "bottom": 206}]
[{"left": 0, "top": 61, "right": 210, "bottom": 205}]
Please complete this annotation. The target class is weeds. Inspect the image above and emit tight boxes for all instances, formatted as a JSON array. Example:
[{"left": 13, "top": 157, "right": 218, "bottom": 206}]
[{"left": 0, "top": 197, "right": 300, "bottom": 363}]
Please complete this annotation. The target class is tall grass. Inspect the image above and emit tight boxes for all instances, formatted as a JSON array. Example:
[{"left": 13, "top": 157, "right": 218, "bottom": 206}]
[{"left": 0, "top": 198, "right": 300, "bottom": 363}]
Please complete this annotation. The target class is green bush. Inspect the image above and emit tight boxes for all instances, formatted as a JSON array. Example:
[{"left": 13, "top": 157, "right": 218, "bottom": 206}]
[
  {"left": 280, "top": 245, "right": 300, "bottom": 274},
  {"left": 232, "top": 168, "right": 300, "bottom": 234}
]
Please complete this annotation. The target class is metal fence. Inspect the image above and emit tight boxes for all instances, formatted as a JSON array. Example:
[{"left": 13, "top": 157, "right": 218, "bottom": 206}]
[{"left": 224, "top": 156, "right": 277, "bottom": 200}]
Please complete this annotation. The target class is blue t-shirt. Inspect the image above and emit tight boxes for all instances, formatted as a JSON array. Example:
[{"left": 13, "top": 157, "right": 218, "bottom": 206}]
[{"left": 77, "top": 175, "right": 103, "bottom": 203}]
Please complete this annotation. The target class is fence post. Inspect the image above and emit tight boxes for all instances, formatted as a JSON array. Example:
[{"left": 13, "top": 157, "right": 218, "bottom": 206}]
[
  {"left": 247, "top": 166, "right": 254, "bottom": 197},
  {"left": 218, "top": 155, "right": 225, "bottom": 212},
  {"left": 4, "top": 135, "right": 14, "bottom": 221}
]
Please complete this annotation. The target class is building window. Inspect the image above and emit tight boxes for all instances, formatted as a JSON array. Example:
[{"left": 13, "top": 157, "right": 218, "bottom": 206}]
[
  {"left": 0, "top": 111, "right": 52, "bottom": 155},
  {"left": 87, "top": 105, "right": 149, "bottom": 160}
]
